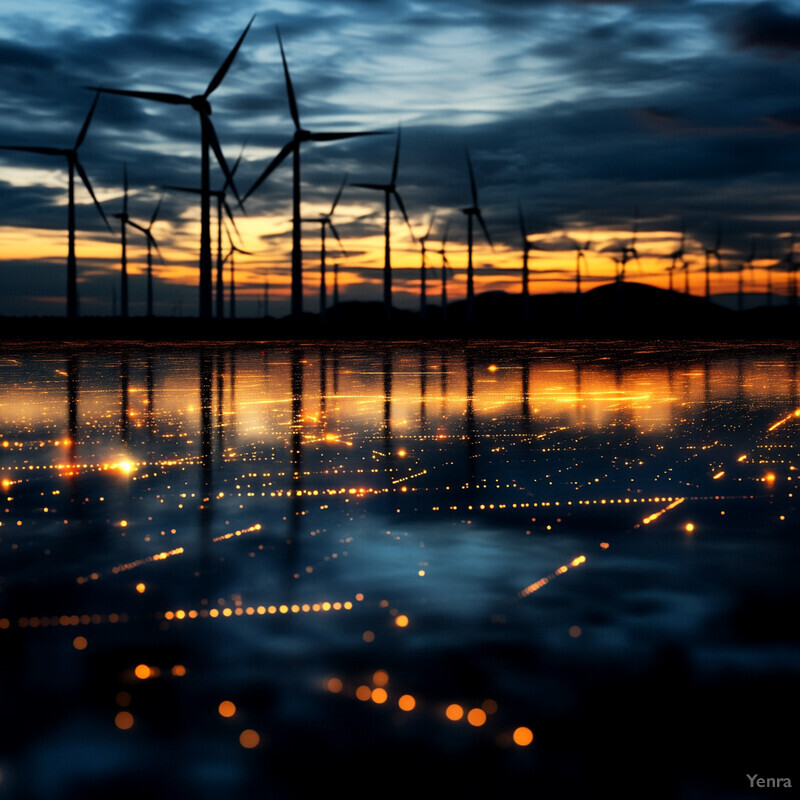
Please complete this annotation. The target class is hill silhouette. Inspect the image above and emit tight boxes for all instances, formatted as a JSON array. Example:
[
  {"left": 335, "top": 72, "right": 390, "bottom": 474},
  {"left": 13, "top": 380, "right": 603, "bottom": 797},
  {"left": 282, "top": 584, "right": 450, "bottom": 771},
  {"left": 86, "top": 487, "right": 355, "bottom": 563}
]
[{"left": 0, "top": 283, "right": 797, "bottom": 341}]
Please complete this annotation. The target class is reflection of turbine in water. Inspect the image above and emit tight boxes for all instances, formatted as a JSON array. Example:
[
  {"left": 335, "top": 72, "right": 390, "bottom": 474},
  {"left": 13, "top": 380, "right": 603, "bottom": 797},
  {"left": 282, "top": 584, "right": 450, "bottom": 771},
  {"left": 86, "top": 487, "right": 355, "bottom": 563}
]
[
  {"left": 465, "top": 350, "right": 477, "bottom": 487},
  {"left": 120, "top": 354, "right": 130, "bottom": 446},
  {"left": 419, "top": 348, "right": 429, "bottom": 431},
  {"left": 145, "top": 355, "right": 155, "bottom": 434},
  {"left": 382, "top": 347, "right": 393, "bottom": 457},
  {"left": 520, "top": 358, "right": 531, "bottom": 428},
  {"left": 285, "top": 349, "right": 304, "bottom": 591},
  {"left": 67, "top": 355, "right": 79, "bottom": 465},
  {"left": 216, "top": 351, "right": 225, "bottom": 455},
  {"left": 199, "top": 349, "right": 214, "bottom": 541},
  {"left": 319, "top": 347, "right": 328, "bottom": 418}
]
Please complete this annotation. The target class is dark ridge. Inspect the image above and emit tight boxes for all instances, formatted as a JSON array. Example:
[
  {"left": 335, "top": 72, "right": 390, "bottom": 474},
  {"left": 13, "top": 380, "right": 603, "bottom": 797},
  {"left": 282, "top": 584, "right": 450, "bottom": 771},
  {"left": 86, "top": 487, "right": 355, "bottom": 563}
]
[{"left": 0, "top": 284, "right": 797, "bottom": 341}]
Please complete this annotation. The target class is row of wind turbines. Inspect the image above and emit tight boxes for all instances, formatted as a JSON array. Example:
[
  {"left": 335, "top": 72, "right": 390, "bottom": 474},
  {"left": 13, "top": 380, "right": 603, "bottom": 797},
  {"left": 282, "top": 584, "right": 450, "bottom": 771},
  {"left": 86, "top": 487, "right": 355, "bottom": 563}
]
[{"left": 2, "top": 14, "right": 797, "bottom": 323}]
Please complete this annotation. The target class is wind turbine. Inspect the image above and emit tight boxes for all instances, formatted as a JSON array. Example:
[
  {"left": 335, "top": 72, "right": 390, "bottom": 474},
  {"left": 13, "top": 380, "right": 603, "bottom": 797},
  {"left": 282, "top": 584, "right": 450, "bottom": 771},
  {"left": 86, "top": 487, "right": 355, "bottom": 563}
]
[
  {"left": 244, "top": 27, "right": 382, "bottom": 327},
  {"left": 223, "top": 231, "right": 253, "bottom": 320},
  {"left": 164, "top": 142, "right": 246, "bottom": 319},
  {"left": 436, "top": 219, "right": 453, "bottom": 327},
  {"left": 462, "top": 150, "right": 493, "bottom": 328},
  {"left": 352, "top": 128, "right": 414, "bottom": 326},
  {"left": 614, "top": 213, "right": 640, "bottom": 284},
  {"left": 333, "top": 263, "right": 341, "bottom": 323},
  {"left": 738, "top": 237, "right": 756, "bottom": 312},
  {"left": 574, "top": 232, "right": 592, "bottom": 327},
  {"left": 518, "top": 204, "right": 534, "bottom": 328},
  {"left": 0, "top": 91, "right": 111, "bottom": 318},
  {"left": 703, "top": 224, "right": 722, "bottom": 301},
  {"left": 300, "top": 174, "right": 348, "bottom": 326},
  {"left": 89, "top": 15, "right": 254, "bottom": 321},
  {"left": 124, "top": 196, "right": 164, "bottom": 318},
  {"left": 112, "top": 167, "right": 130, "bottom": 318},
  {"left": 779, "top": 234, "right": 797, "bottom": 308},
  {"left": 417, "top": 213, "right": 436, "bottom": 326},
  {"left": 667, "top": 224, "right": 687, "bottom": 292}
]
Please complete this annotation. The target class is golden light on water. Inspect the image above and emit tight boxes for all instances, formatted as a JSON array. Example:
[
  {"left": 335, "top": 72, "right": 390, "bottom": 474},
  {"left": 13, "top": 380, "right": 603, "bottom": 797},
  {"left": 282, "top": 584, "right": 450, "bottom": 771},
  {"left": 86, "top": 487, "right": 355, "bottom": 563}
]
[
  {"left": 218, "top": 701, "right": 236, "bottom": 718},
  {"left": 114, "top": 711, "right": 134, "bottom": 731}
]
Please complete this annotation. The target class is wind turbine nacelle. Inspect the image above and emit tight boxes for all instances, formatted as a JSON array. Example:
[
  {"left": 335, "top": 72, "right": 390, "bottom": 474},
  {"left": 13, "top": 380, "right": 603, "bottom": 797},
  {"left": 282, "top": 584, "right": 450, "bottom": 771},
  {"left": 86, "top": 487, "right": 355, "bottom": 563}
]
[{"left": 190, "top": 96, "right": 212, "bottom": 115}]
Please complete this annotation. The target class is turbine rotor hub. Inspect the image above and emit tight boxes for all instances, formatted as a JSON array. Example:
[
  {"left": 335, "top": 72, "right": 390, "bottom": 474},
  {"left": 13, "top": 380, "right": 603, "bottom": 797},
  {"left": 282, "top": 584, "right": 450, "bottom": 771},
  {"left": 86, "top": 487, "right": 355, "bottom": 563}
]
[{"left": 190, "top": 95, "right": 212, "bottom": 115}]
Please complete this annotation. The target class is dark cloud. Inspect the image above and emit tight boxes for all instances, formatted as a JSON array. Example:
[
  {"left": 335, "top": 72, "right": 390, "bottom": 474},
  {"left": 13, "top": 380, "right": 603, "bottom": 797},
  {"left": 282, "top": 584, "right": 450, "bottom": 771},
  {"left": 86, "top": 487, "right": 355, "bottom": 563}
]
[{"left": 731, "top": 2, "right": 800, "bottom": 54}]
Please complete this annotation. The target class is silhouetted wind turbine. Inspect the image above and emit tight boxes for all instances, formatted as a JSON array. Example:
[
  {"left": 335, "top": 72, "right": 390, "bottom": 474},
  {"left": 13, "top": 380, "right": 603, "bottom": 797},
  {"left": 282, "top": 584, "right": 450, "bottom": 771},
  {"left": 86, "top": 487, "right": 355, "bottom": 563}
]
[
  {"left": 126, "top": 198, "right": 164, "bottom": 319},
  {"left": 300, "top": 174, "right": 348, "bottom": 326},
  {"left": 614, "top": 213, "right": 640, "bottom": 284},
  {"left": 779, "top": 234, "right": 797, "bottom": 308},
  {"left": 333, "top": 263, "right": 341, "bottom": 323},
  {"left": 223, "top": 231, "right": 253, "bottom": 320},
  {"left": 89, "top": 15, "right": 254, "bottom": 321},
  {"left": 462, "top": 150, "right": 493, "bottom": 327},
  {"left": 0, "top": 91, "right": 111, "bottom": 318},
  {"left": 244, "top": 28, "right": 382, "bottom": 327},
  {"left": 436, "top": 219, "right": 453, "bottom": 327},
  {"left": 112, "top": 167, "right": 132, "bottom": 318},
  {"left": 417, "top": 213, "right": 436, "bottom": 326},
  {"left": 704, "top": 224, "right": 722, "bottom": 300},
  {"left": 518, "top": 204, "right": 534, "bottom": 328},
  {"left": 574, "top": 232, "right": 592, "bottom": 327},
  {"left": 667, "top": 224, "right": 687, "bottom": 292},
  {"left": 164, "top": 143, "right": 245, "bottom": 319},
  {"left": 352, "top": 129, "right": 414, "bottom": 326},
  {"left": 738, "top": 237, "right": 756, "bottom": 312}
]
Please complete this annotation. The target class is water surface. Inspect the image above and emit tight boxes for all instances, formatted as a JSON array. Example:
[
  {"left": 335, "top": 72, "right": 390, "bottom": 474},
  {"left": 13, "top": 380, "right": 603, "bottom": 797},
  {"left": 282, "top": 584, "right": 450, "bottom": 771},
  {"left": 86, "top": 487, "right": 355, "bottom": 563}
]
[{"left": 0, "top": 341, "right": 798, "bottom": 798}]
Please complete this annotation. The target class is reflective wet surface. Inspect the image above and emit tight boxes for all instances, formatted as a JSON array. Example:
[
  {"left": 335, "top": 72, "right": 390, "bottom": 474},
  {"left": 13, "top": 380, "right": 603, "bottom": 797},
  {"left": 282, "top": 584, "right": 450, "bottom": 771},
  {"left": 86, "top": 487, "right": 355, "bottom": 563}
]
[{"left": 0, "top": 341, "right": 798, "bottom": 798}]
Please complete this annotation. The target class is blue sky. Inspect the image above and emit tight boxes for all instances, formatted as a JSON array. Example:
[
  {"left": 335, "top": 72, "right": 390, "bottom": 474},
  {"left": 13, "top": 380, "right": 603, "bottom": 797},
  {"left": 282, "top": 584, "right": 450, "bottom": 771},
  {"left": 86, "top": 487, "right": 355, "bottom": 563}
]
[{"left": 1, "top": 0, "right": 799, "bottom": 315}]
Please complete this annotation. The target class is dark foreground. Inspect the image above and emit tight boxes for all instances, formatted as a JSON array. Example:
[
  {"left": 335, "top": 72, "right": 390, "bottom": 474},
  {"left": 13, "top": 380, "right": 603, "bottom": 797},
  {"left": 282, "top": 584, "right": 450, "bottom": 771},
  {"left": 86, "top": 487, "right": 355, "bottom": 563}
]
[{"left": 0, "top": 341, "right": 797, "bottom": 798}]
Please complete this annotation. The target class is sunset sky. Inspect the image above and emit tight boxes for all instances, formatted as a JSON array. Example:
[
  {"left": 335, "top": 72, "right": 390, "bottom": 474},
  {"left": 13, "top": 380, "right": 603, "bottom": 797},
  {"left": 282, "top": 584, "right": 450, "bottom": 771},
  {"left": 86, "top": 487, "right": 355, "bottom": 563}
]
[{"left": 1, "top": 0, "right": 799, "bottom": 316}]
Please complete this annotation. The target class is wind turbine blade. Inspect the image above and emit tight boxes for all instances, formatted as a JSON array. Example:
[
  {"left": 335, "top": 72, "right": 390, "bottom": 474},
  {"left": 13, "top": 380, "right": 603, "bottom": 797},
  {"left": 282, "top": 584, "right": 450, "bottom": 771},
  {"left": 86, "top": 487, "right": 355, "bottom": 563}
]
[
  {"left": 442, "top": 219, "right": 451, "bottom": 247},
  {"left": 123, "top": 164, "right": 128, "bottom": 215},
  {"left": 203, "top": 115, "right": 243, "bottom": 206},
  {"left": 276, "top": 27, "right": 301, "bottom": 131},
  {"left": 329, "top": 173, "right": 347, "bottom": 215},
  {"left": 205, "top": 14, "right": 255, "bottom": 98},
  {"left": 466, "top": 150, "right": 477, "bottom": 207},
  {"left": 163, "top": 185, "right": 203, "bottom": 195},
  {"left": 233, "top": 245, "right": 254, "bottom": 255},
  {"left": 74, "top": 91, "right": 100, "bottom": 150},
  {"left": 328, "top": 221, "right": 348, "bottom": 258},
  {"left": 223, "top": 199, "right": 241, "bottom": 240},
  {"left": 150, "top": 233, "right": 166, "bottom": 264},
  {"left": 392, "top": 190, "right": 414, "bottom": 241},
  {"left": 243, "top": 140, "right": 294, "bottom": 201},
  {"left": 424, "top": 212, "right": 436, "bottom": 240},
  {"left": 0, "top": 145, "right": 67, "bottom": 157},
  {"left": 74, "top": 158, "right": 112, "bottom": 232},
  {"left": 391, "top": 126, "right": 401, "bottom": 186},
  {"left": 351, "top": 182, "right": 387, "bottom": 192},
  {"left": 127, "top": 219, "right": 148, "bottom": 235},
  {"left": 309, "top": 131, "right": 384, "bottom": 142},
  {"left": 476, "top": 210, "right": 493, "bottom": 249},
  {"left": 149, "top": 195, "right": 163, "bottom": 228},
  {"left": 226, "top": 140, "right": 247, "bottom": 188},
  {"left": 86, "top": 86, "right": 190, "bottom": 106}
]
